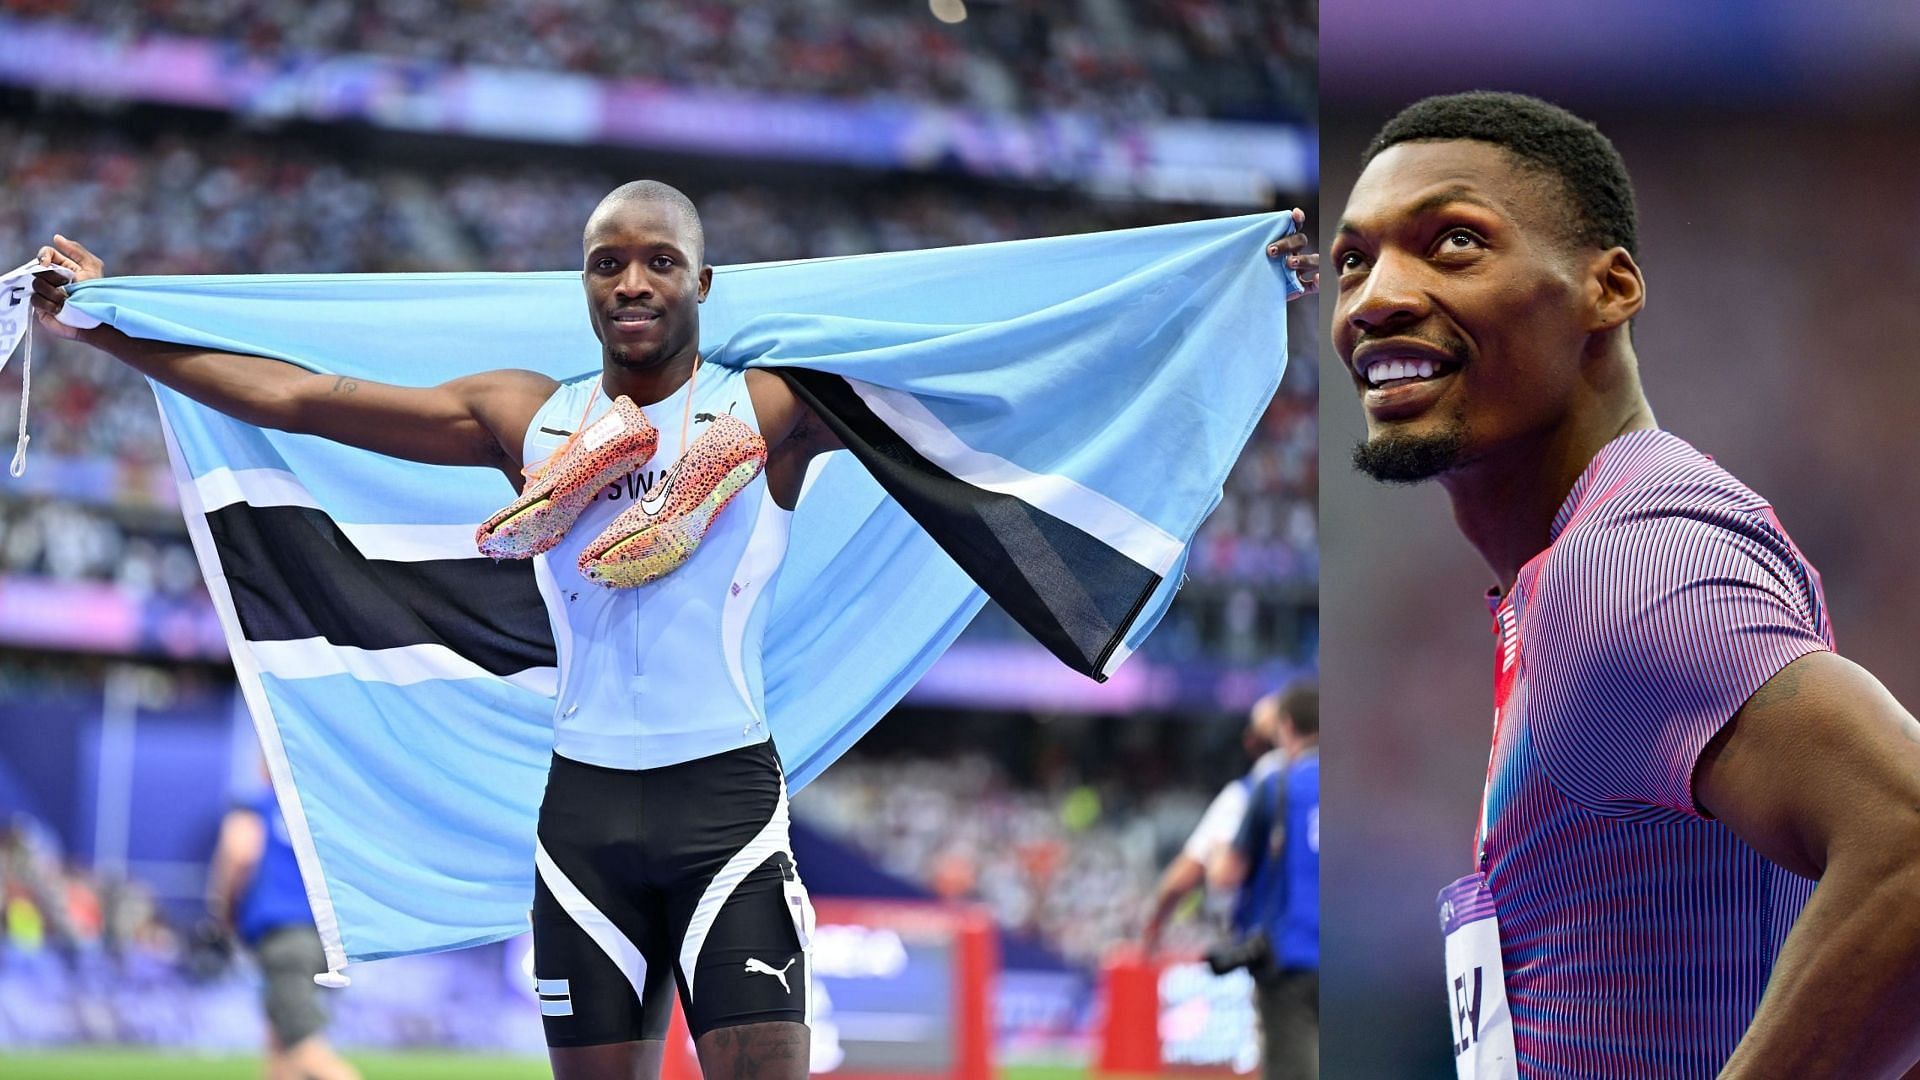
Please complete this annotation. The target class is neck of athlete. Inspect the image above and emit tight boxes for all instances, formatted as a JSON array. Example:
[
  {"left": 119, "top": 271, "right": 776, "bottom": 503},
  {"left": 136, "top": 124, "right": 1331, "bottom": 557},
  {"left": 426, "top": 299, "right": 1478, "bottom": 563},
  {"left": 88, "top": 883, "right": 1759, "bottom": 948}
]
[
  {"left": 1439, "top": 342, "right": 1657, "bottom": 594},
  {"left": 602, "top": 347, "right": 699, "bottom": 408}
]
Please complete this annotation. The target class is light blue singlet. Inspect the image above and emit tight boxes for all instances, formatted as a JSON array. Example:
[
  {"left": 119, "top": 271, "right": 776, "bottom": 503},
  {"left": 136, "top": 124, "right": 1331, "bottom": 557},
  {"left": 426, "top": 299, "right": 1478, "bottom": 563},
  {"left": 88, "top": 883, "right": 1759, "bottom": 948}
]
[{"left": 521, "top": 365, "right": 791, "bottom": 770}]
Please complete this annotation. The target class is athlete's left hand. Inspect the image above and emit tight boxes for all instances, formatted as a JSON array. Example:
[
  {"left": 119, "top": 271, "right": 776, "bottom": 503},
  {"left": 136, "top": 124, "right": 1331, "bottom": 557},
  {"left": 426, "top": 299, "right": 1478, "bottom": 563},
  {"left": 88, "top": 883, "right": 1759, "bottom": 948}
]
[{"left": 1270, "top": 207, "right": 1318, "bottom": 299}]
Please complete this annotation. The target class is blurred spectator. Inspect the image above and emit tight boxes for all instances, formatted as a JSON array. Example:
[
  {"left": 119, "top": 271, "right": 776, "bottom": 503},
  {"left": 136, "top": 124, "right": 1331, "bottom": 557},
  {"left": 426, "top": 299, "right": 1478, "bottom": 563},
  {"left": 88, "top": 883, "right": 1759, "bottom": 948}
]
[
  {"left": 208, "top": 787, "right": 361, "bottom": 1080},
  {"left": 1140, "top": 692, "right": 1282, "bottom": 954},
  {"left": 0, "top": 815, "right": 179, "bottom": 967},
  {"left": 798, "top": 750, "right": 1227, "bottom": 966},
  {"left": 0, "top": 498, "right": 204, "bottom": 597},
  {"left": 1211, "top": 682, "right": 1318, "bottom": 1080},
  {"left": 0, "top": 0, "right": 1314, "bottom": 122}
]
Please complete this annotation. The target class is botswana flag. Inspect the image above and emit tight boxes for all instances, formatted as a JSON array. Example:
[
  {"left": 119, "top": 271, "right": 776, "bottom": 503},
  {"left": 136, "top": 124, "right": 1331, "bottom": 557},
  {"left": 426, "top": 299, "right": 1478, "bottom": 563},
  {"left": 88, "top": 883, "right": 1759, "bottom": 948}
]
[{"left": 59, "top": 212, "right": 1297, "bottom": 976}]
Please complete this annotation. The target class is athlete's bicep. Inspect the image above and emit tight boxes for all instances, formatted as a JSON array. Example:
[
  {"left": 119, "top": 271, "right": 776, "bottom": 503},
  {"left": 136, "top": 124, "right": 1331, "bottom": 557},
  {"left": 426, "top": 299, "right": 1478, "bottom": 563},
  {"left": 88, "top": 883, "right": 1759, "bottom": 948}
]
[
  {"left": 286, "top": 368, "right": 553, "bottom": 469},
  {"left": 746, "top": 369, "right": 842, "bottom": 454},
  {"left": 1696, "top": 651, "right": 1920, "bottom": 882},
  {"left": 446, "top": 369, "right": 559, "bottom": 468}
]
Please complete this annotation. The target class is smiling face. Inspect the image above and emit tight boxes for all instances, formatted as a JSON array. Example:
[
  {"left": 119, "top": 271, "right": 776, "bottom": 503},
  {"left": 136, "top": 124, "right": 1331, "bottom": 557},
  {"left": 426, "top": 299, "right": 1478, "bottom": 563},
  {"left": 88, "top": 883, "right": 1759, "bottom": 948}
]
[
  {"left": 582, "top": 198, "right": 711, "bottom": 372},
  {"left": 1331, "top": 139, "right": 1603, "bottom": 483}
]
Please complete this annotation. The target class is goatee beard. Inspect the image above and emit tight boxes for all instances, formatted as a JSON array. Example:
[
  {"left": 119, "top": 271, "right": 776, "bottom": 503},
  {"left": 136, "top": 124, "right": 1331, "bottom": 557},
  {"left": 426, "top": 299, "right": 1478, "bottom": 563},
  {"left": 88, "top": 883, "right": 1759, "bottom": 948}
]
[
  {"left": 1352, "top": 418, "right": 1469, "bottom": 484},
  {"left": 607, "top": 346, "right": 657, "bottom": 370}
]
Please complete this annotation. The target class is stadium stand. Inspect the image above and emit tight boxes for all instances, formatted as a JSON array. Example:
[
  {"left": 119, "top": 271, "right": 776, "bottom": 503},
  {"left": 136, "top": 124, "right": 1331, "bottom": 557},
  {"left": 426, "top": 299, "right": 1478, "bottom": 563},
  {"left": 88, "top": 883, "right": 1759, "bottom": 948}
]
[{"left": 0, "top": 0, "right": 1315, "bottom": 121}]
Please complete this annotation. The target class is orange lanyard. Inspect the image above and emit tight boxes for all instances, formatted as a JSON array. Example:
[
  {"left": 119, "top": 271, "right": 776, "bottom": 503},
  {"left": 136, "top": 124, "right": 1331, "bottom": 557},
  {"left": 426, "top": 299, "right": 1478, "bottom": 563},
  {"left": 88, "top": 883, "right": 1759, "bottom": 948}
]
[{"left": 523, "top": 357, "right": 701, "bottom": 482}]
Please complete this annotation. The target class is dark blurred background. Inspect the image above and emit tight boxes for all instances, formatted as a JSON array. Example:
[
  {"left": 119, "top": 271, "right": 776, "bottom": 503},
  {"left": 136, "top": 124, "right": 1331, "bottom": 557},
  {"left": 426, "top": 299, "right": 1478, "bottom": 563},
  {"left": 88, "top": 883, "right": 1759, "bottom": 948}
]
[
  {"left": 0, "top": 0, "right": 1315, "bottom": 1074},
  {"left": 1319, "top": 2, "right": 1920, "bottom": 1077}
]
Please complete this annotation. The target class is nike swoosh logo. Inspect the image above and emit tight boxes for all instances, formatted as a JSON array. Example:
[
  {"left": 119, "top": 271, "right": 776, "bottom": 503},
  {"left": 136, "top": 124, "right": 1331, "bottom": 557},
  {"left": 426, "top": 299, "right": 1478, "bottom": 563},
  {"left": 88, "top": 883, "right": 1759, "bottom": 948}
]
[{"left": 639, "top": 460, "right": 682, "bottom": 516}]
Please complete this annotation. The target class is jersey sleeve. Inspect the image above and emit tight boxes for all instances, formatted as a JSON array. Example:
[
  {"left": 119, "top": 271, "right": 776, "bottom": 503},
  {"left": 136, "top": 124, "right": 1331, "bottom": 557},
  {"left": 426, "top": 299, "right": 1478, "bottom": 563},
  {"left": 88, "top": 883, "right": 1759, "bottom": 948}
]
[
  {"left": 1182, "top": 780, "right": 1250, "bottom": 862},
  {"left": 1523, "top": 505, "right": 1831, "bottom": 818}
]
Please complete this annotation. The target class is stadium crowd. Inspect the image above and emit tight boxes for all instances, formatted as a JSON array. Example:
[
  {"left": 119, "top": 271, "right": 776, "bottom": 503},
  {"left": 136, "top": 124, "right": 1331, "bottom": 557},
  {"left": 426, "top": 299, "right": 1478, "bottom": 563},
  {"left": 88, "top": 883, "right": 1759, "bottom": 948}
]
[
  {"left": 0, "top": 0, "right": 1314, "bottom": 122},
  {"left": 0, "top": 814, "right": 177, "bottom": 964},
  {"left": 0, "top": 498, "right": 202, "bottom": 600},
  {"left": 0, "top": 120, "right": 1314, "bottom": 658},
  {"left": 798, "top": 751, "right": 1225, "bottom": 965}
]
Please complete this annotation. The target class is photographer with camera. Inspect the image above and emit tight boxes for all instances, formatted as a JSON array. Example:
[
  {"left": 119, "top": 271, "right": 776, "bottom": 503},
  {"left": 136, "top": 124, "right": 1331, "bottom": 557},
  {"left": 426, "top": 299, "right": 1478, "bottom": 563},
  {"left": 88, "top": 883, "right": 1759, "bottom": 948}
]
[
  {"left": 1141, "top": 696, "right": 1284, "bottom": 956},
  {"left": 1210, "top": 682, "right": 1319, "bottom": 1080}
]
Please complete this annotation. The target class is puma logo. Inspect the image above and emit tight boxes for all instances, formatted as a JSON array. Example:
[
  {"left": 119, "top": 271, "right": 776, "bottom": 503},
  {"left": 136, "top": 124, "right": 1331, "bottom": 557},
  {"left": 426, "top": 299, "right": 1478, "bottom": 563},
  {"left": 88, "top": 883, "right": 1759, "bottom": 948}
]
[
  {"left": 694, "top": 412, "right": 717, "bottom": 424},
  {"left": 743, "top": 956, "right": 797, "bottom": 993}
]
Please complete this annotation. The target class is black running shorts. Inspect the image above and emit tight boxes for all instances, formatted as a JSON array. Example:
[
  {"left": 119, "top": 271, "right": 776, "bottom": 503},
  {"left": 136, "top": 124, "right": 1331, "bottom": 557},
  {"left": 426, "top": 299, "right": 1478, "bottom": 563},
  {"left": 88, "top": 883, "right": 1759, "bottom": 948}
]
[{"left": 530, "top": 740, "right": 814, "bottom": 1046}]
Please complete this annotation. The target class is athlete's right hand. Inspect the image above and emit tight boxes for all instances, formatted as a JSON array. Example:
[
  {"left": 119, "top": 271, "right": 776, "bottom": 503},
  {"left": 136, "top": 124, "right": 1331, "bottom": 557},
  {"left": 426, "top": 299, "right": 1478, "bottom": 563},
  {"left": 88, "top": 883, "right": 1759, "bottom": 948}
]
[{"left": 29, "top": 235, "right": 105, "bottom": 341}]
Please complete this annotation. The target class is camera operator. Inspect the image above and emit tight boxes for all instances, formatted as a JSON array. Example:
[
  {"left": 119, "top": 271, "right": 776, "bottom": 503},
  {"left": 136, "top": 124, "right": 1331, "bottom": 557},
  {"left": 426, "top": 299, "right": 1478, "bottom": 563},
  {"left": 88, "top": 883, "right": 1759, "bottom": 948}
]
[
  {"left": 1210, "top": 682, "right": 1319, "bottom": 1080},
  {"left": 1141, "top": 695, "right": 1284, "bottom": 955}
]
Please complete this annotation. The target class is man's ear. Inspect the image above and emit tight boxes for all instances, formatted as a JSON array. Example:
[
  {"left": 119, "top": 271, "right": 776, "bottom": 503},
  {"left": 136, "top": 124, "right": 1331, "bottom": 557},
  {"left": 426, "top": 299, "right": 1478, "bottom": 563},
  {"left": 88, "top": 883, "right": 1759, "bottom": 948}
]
[
  {"left": 1588, "top": 247, "right": 1645, "bottom": 332},
  {"left": 698, "top": 265, "right": 713, "bottom": 303}
]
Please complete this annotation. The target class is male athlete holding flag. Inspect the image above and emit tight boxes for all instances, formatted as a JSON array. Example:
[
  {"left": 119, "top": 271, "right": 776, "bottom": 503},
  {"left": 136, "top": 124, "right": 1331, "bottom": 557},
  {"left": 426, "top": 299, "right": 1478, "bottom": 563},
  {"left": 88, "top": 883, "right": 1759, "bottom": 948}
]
[{"left": 29, "top": 185, "right": 1317, "bottom": 1080}]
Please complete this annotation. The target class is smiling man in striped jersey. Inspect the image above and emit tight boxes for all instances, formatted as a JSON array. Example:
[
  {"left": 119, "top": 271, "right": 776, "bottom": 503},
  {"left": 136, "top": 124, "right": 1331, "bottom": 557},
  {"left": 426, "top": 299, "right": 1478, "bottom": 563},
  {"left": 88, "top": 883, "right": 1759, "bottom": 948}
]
[
  {"left": 30, "top": 183, "right": 1317, "bottom": 1080},
  {"left": 1331, "top": 91, "right": 1920, "bottom": 1078}
]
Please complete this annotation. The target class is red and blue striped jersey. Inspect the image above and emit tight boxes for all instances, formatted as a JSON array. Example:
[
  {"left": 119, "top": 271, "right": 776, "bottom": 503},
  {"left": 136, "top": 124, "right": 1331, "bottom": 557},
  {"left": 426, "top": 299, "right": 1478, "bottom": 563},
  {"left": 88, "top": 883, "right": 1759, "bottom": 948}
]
[{"left": 1482, "top": 429, "right": 1833, "bottom": 1078}]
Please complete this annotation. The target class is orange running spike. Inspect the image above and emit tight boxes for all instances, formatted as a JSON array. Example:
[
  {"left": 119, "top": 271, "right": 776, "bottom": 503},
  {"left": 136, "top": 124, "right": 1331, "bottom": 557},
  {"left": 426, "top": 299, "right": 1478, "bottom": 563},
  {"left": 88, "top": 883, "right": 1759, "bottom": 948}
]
[
  {"left": 475, "top": 395, "right": 659, "bottom": 559},
  {"left": 576, "top": 413, "right": 767, "bottom": 588}
]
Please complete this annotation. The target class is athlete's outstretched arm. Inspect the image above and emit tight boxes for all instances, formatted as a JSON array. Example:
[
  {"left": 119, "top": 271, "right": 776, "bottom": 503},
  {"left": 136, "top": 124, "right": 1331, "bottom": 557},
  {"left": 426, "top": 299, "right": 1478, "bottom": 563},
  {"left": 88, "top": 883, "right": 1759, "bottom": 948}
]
[
  {"left": 29, "top": 236, "right": 555, "bottom": 479},
  {"left": 1700, "top": 651, "right": 1920, "bottom": 1079}
]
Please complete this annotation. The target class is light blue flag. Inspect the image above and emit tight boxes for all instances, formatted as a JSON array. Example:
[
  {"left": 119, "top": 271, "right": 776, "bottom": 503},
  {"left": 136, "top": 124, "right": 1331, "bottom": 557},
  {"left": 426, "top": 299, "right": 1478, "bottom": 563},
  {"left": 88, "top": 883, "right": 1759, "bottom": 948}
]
[{"left": 57, "top": 212, "right": 1296, "bottom": 977}]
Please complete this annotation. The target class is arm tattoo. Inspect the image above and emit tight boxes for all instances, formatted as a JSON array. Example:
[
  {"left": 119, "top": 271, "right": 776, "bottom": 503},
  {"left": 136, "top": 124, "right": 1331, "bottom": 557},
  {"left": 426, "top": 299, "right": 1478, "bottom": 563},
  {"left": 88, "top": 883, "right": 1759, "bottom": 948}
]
[{"left": 331, "top": 375, "right": 359, "bottom": 394}]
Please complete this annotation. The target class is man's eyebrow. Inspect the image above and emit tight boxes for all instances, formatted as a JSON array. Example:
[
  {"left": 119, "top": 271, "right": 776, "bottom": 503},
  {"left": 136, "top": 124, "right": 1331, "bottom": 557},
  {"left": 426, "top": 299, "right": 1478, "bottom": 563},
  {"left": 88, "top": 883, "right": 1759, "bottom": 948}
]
[{"left": 1337, "top": 186, "right": 1503, "bottom": 238}]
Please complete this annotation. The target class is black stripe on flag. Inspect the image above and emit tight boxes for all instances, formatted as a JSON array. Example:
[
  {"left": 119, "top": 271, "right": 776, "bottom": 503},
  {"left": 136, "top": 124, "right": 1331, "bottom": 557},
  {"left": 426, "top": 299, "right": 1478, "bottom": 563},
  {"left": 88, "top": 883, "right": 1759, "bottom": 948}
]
[
  {"left": 205, "top": 503, "right": 556, "bottom": 676},
  {"left": 780, "top": 369, "right": 1158, "bottom": 681}
]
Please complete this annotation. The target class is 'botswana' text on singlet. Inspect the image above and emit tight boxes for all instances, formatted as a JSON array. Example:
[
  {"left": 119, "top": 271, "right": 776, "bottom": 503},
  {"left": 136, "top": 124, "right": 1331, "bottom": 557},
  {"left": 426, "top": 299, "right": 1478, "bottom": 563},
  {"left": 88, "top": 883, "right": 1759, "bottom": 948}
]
[{"left": 521, "top": 368, "right": 791, "bottom": 770}]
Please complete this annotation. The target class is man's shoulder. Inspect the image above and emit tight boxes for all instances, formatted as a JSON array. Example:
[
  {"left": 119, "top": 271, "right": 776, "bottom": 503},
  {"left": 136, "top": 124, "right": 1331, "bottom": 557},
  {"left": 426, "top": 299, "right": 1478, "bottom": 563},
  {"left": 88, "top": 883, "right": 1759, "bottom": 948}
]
[
  {"left": 1284, "top": 754, "right": 1318, "bottom": 801},
  {"left": 1570, "top": 432, "right": 1770, "bottom": 533},
  {"left": 1541, "top": 433, "right": 1781, "bottom": 584},
  {"left": 1523, "top": 435, "right": 1818, "bottom": 676}
]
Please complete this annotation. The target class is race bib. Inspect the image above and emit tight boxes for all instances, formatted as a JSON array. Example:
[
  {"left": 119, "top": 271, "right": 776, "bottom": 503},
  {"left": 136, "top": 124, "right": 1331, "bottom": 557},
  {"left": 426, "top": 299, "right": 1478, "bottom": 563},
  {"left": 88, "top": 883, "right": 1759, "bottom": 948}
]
[
  {"left": 1440, "top": 873, "right": 1518, "bottom": 1080},
  {"left": 782, "top": 871, "right": 816, "bottom": 948}
]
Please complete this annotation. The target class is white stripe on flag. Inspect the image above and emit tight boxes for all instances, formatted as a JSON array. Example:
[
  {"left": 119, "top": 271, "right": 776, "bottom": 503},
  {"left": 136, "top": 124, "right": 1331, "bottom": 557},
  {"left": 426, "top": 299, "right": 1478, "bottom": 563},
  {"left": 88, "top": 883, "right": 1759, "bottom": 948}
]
[
  {"left": 846, "top": 380, "right": 1184, "bottom": 576},
  {"left": 250, "top": 638, "right": 558, "bottom": 697},
  {"left": 194, "top": 467, "right": 483, "bottom": 562},
  {"left": 157, "top": 414, "right": 352, "bottom": 983}
]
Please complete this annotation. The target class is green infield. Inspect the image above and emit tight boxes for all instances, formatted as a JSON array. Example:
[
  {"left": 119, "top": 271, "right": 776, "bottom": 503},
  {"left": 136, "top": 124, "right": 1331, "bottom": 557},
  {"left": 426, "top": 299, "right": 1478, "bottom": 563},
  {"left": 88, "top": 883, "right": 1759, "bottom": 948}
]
[{"left": 0, "top": 1051, "right": 1094, "bottom": 1079}]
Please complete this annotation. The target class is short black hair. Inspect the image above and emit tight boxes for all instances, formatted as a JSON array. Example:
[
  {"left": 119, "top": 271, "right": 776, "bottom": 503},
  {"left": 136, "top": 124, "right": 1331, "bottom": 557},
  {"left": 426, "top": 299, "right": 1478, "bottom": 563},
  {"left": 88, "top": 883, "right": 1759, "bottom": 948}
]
[
  {"left": 1281, "top": 681, "right": 1318, "bottom": 738},
  {"left": 1363, "top": 91, "right": 1636, "bottom": 256},
  {"left": 586, "top": 179, "right": 706, "bottom": 263}
]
